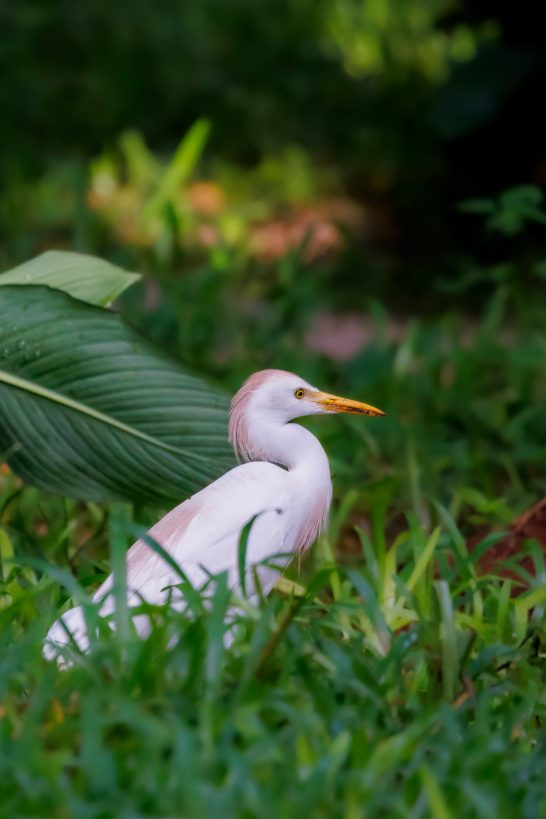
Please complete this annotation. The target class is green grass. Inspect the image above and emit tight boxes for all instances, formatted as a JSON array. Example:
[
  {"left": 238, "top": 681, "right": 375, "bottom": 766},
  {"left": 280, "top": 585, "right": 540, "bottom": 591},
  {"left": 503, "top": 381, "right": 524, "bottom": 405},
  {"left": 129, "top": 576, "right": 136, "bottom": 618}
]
[
  {"left": 2, "top": 478, "right": 546, "bottom": 817},
  {"left": 1, "top": 260, "right": 546, "bottom": 817}
]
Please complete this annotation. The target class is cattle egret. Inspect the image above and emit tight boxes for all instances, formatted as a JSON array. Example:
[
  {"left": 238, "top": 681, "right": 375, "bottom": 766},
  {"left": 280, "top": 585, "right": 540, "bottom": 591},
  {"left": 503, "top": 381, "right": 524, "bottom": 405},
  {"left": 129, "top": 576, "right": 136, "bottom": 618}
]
[{"left": 44, "top": 369, "right": 384, "bottom": 658}]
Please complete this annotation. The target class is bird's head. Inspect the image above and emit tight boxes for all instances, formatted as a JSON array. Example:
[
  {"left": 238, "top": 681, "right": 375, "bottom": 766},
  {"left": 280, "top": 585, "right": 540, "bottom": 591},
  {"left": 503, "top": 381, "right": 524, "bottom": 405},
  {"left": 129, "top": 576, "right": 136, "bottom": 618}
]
[{"left": 229, "top": 369, "right": 384, "bottom": 461}]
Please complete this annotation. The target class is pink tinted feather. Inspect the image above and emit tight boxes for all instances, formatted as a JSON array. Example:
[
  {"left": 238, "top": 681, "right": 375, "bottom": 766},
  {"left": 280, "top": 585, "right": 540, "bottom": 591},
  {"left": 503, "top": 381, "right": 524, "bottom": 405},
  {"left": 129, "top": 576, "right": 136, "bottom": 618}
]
[
  {"left": 294, "top": 485, "right": 332, "bottom": 553},
  {"left": 125, "top": 498, "right": 202, "bottom": 590},
  {"left": 228, "top": 369, "right": 293, "bottom": 462}
]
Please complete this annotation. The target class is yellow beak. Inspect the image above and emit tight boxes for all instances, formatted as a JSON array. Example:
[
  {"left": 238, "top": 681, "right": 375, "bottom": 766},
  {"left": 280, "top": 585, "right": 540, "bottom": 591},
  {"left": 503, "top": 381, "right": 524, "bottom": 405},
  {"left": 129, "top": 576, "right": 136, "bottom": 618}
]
[{"left": 310, "top": 390, "right": 385, "bottom": 417}]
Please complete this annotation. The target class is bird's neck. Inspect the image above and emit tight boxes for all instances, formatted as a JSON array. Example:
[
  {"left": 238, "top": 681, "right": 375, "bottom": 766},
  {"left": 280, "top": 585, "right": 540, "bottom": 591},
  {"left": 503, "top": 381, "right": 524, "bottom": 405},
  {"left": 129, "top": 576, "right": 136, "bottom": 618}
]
[
  {"left": 254, "top": 421, "right": 330, "bottom": 476},
  {"left": 262, "top": 422, "right": 333, "bottom": 552},
  {"left": 242, "top": 418, "right": 333, "bottom": 552}
]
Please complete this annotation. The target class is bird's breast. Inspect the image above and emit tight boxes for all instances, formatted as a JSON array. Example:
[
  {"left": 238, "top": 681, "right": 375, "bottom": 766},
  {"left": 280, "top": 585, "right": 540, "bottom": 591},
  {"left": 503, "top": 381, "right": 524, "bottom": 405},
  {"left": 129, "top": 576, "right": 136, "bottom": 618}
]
[{"left": 290, "top": 476, "right": 332, "bottom": 553}]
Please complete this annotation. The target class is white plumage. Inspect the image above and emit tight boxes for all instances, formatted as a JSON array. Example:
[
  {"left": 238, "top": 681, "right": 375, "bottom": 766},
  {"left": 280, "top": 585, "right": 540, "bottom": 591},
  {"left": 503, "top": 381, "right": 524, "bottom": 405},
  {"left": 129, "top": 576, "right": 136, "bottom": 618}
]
[{"left": 44, "top": 369, "right": 383, "bottom": 658}]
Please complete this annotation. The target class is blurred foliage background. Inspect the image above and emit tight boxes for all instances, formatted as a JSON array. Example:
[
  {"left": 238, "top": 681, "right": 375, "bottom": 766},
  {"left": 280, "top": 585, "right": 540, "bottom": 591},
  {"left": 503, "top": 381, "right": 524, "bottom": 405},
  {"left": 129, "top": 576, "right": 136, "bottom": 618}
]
[
  {"left": 2, "top": 0, "right": 545, "bottom": 287},
  {"left": 1, "top": 0, "right": 545, "bottom": 522}
]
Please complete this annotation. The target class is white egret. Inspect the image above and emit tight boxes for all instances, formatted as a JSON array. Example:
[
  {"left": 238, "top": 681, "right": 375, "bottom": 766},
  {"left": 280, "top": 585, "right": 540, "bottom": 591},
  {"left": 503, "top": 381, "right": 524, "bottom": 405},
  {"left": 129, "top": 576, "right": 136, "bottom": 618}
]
[{"left": 44, "top": 369, "right": 384, "bottom": 658}]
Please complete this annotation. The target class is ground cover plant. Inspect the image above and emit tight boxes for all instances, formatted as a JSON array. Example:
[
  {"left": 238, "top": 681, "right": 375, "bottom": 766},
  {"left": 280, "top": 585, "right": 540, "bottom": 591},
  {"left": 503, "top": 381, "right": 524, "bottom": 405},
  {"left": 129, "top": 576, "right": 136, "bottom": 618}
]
[{"left": 1, "top": 238, "right": 546, "bottom": 817}]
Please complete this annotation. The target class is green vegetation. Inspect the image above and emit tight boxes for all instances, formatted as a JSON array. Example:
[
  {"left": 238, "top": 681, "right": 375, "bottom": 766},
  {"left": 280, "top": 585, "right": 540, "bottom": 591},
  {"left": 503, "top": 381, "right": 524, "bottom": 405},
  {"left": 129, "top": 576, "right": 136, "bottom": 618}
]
[
  {"left": 1, "top": 230, "right": 545, "bottom": 814},
  {"left": 1, "top": 1, "right": 546, "bottom": 816},
  {"left": 2, "top": 511, "right": 546, "bottom": 818}
]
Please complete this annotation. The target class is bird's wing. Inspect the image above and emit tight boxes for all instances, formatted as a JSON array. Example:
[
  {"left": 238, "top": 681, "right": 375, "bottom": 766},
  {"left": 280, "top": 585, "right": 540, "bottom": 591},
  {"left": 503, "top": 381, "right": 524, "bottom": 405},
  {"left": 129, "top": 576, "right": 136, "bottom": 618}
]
[
  {"left": 44, "top": 462, "right": 294, "bottom": 658},
  {"left": 95, "top": 462, "right": 293, "bottom": 608}
]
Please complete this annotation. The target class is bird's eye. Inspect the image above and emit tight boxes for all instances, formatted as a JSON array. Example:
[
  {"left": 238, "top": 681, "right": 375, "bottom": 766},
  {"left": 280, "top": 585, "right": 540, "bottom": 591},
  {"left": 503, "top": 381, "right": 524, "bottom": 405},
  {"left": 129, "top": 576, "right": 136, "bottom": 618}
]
[{"left": 294, "top": 388, "right": 305, "bottom": 399}]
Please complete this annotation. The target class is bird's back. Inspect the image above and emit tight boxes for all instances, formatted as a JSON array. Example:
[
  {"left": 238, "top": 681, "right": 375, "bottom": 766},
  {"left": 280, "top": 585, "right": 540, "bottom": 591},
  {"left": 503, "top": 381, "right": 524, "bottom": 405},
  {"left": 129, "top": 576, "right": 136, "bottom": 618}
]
[{"left": 123, "top": 460, "right": 293, "bottom": 598}]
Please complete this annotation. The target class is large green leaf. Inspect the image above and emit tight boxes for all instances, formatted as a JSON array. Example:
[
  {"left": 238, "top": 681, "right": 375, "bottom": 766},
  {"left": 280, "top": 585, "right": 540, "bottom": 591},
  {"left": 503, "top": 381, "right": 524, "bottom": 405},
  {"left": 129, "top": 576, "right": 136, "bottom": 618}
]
[
  {"left": 0, "top": 286, "right": 234, "bottom": 506},
  {"left": 0, "top": 251, "right": 140, "bottom": 306}
]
